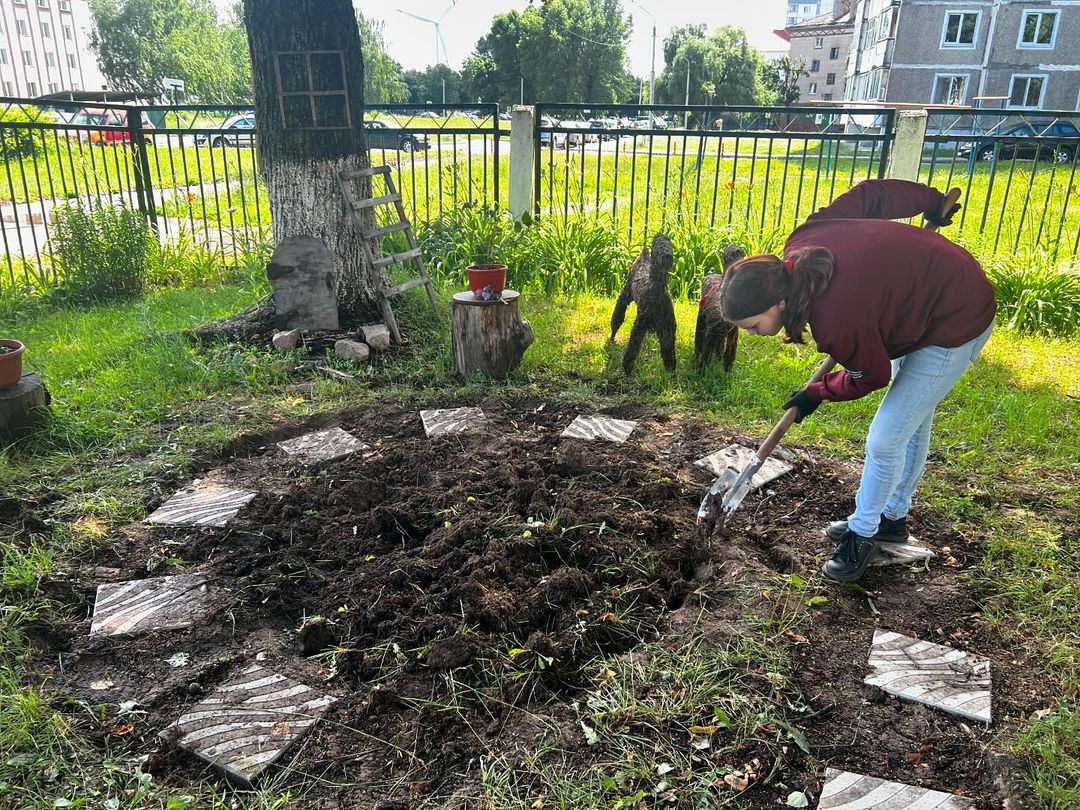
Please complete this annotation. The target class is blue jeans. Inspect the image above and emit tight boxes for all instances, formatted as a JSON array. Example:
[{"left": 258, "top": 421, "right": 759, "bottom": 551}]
[{"left": 848, "top": 323, "right": 993, "bottom": 537}]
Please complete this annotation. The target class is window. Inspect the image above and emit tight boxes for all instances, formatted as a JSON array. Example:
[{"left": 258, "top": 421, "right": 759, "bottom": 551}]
[
  {"left": 1018, "top": 10, "right": 1058, "bottom": 49},
  {"left": 22, "top": 50, "right": 32, "bottom": 66},
  {"left": 830, "top": 46, "right": 840, "bottom": 59},
  {"left": 810, "top": 59, "right": 820, "bottom": 72},
  {"left": 37, "top": 0, "right": 48, "bottom": 7},
  {"left": 0, "top": 49, "right": 6, "bottom": 66},
  {"left": 1009, "top": 74, "right": 1046, "bottom": 108},
  {"left": 46, "top": 51, "right": 55, "bottom": 67},
  {"left": 48, "top": 82, "right": 58, "bottom": 92},
  {"left": 67, "top": 54, "right": 76, "bottom": 68},
  {"left": 808, "top": 81, "right": 818, "bottom": 94},
  {"left": 59, "top": 0, "right": 71, "bottom": 9},
  {"left": 274, "top": 50, "right": 352, "bottom": 129},
  {"left": 826, "top": 73, "right": 836, "bottom": 85},
  {"left": 932, "top": 74, "right": 967, "bottom": 105},
  {"left": 41, "top": 22, "right": 51, "bottom": 39},
  {"left": 16, "top": 19, "right": 28, "bottom": 36},
  {"left": 878, "top": 9, "right": 893, "bottom": 39},
  {"left": 823, "top": 93, "right": 833, "bottom": 101},
  {"left": 3, "top": 82, "right": 13, "bottom": 96},
  {"left": 814, "top": 36, "right": 823, "bottom": 48},
  {"left": 27, "top": 80, "right": 37, "bottom": 96},
  {"left": 64, "top": 24, "right": 72, "bottom": 40},
  {"left": 941, "top": 11, "right": 979, "bottom": 47}
]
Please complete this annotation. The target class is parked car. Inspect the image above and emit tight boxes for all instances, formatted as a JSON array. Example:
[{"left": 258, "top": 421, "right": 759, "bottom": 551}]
[
  {"left": 72, "top": 108, "right": 154, "bottom": 144},
  {"left": 631, "top": 115, "right": 667, "bottom": 131},
  {"left": 589, "top": 117, "right": 620, "bottom": 140},
  {"left": 561, "top": 120, "right": 598, "bottom": 146},
  {"left": 363, "top": 119, "right": 429, "bottom": 152},
  {"left": 195, "top": 112, "right": 256, "bottom": 148},
  {"left": 958, "top": 120, "right": 1079, "bottom": 163}
]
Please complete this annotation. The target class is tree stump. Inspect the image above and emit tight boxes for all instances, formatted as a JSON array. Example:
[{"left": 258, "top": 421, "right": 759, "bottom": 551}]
[
  {"left": 0, "top": 373, "right": 49, "bottom": 441},
  {"left": 451, "top": 290, "right": 534, "bottom": 379}
]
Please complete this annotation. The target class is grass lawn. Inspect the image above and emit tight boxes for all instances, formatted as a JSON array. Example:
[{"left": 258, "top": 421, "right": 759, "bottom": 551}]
[{"left": 0, "top": 281, "right": 1078, "bottom": 807}]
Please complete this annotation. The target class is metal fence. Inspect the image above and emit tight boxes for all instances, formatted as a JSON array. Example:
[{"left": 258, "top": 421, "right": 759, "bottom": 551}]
[
  {"left": 0, "top": 98, "right": 501, "bottom": 289},
  {"left": 919, "top": 108, "right": 1080, "bottom": 259},
  {"left": 534, "top": 103, "right": 897, "bottom": 245}
]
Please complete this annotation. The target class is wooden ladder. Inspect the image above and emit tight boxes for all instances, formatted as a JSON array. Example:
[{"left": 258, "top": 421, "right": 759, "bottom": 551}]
[{"left": 338, "top": 165, "right": 438, "bottom": 344}]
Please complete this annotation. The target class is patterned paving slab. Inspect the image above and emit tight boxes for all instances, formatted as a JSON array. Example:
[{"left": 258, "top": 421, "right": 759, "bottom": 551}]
[
  {"left": 865, "top": 630, "right": 992, "bottom": 723},
  {"left": 560, "top": 415, "right": 637, "bottom": 443},
  {"left": 277, "top": 427, "right": 369, "bottom": 464},
  {"left": 693, "top": 444, "right": 794, "bottom": 488},
  {"left": 146, "top": 482, "right": 256, "bottom": 528},
  {"left": 420, "top": 407, "right": 485, "bottom": 437},
  {"left": 820, "top": 767, "right": 974, "bottom": 808},
  {"left": 167, "top": 664, "right": 336, "bottom": 786},
  {"left": 90, "top": 573, "right": 209, "bottom": 637},
  {"left": 868, "top": 539, "right": 938, "bottom": 568}
]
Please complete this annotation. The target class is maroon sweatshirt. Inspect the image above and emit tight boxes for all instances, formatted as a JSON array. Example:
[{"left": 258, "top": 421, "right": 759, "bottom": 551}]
[{"left": 783, "top": 180, "right": 996, "bottom": 403}]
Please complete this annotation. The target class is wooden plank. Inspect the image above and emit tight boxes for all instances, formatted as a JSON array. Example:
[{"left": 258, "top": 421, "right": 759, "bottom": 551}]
[
  {"left": 340, "top": 165, "right": 391, "bottom": 179},
  {"left": 383, "top": 276, "right": 428, "bottom": 297},
  {"left": 361, "top": 221, "right": 409, "bottom": 239},
  {"left": 372, "top": 247, "right": 422, "bottom": 269},
  {"left": 351, "top": 193, "right": 401, "bottom": 209}
]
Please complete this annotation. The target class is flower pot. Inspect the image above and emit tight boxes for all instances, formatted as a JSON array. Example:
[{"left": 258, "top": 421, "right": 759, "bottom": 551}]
[
  {"left": 0, "top": 339, "right": 24, "bottom": 389},
  {"left": 466, "top": 264, "right": 507, "bottom": 296}
]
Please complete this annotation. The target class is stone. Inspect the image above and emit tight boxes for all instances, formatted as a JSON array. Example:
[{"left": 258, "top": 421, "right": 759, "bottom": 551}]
[
  {"left": 819, "top": 768, "right": 974, "bottom": 808},
  {"left": 165, "top": 664, "right": 335, "bottom": 786},
  {"left": 560, "top": 415, "right": 636, "bottom": 443},
  {"left": 358, "top": 323, "right": 391, "bottom": 351},
  {"left": 89, "top": 573, "right": 210, "bottom": 637},
  {"left": 420, "top": 407, "right": 485, "bottom": 437},
  {"left": 271, "top": 329, "right": 301, "bottom": 351},
  {"left": 146, "top": 482, "right": 256, "bottom": 528},
  {"left": 865, "top": 630, "right": 992, "bottom": 723},
  {"left": 867, "top": 539, "right": 939, "bottom": 568},
  {"left": 334, "top": 339, "right": 370, "bottom": 363},
  {"left": 694, "top": 445, "right": 794, "bottom": 489},
  {"left": 277, "top": 427, "right": 368, "bottom": 464},
  {"left": 267, "top": 236, "right": 339, "bottom": 331}
]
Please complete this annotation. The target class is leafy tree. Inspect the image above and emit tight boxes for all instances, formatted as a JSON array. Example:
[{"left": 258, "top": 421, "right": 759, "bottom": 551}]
[
  {"left": 357, "top": 12, "right": 409, "bottom": 103},
  {"left": 657, "top": 25, "right": 763, "bottom": 109},
  {"left": 89, "top": 0, "right": 250, "bottom": 102},
  {"left": 759, "top": 57, "right": 808, "bottom": 105},
  {"left": 403, "top": 65, "right": 465, "bottom": 105}
]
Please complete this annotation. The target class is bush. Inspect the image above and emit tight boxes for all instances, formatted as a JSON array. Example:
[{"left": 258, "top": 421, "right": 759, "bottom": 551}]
[
  {"left": 0, "top": 105, "right": 53, "bottom": 158},
  {"left": 984, "top": 251, "right": 1080, "bottom": 338},
  {"left": 50, "top": 204, "right": 153, "bottom": 306}
]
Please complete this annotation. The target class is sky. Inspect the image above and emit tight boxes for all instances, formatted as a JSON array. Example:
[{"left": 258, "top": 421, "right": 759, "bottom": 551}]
[{"left": 362, "top": 0, "right": 791, "bottom": 76}]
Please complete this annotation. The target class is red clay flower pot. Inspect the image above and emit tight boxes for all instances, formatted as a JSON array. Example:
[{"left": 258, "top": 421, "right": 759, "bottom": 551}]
[
  {"left": 466, "top": 264, "right": 507, "bottom": 295},
  {"left": 0, "top": 339, "right": 24, "bottom": 389}
]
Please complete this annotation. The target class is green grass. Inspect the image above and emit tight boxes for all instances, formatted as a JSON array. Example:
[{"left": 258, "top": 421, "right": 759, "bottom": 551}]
[{"left": 0, "top": 281, "right": 1078, "bottom": 806}]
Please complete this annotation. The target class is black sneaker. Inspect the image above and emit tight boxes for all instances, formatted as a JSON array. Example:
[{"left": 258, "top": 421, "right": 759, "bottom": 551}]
[
  {"left": 822, "top": 529, "right": 877, "bottom": 582},
  {"left": 826, "top": 514, "right": 909, "bottom": 544}
]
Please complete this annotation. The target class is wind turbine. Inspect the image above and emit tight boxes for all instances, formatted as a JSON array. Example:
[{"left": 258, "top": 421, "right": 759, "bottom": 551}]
[{"left": 397, "top": 1, "right": 457, "bottom": 66}]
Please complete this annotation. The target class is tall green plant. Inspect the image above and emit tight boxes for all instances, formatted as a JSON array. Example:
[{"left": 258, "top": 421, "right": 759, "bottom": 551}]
[
  {"left": 985, "top": 252, "right": 1080, "bottom": 337},
  {"left": 0, "top": 106, "right": 53, "bottom": 158},
  {"left": 50, "top": 204, "right": 153, "bottom": 306}
]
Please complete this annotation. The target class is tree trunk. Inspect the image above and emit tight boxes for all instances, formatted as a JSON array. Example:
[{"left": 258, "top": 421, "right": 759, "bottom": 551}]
[
  {"left": 242, "top": 0, "right": 383, "bottom": 324},
  {"left": 451, "top": 291, "right": 534, "bottom": 379}
]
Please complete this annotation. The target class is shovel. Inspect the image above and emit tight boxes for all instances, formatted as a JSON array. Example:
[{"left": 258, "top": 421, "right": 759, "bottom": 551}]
[
  {"left": 698, "top": 354, "right": 836, "bottom": 532},
  {"left": 697, "top": 186, "right": 963, "bottom": 533}
]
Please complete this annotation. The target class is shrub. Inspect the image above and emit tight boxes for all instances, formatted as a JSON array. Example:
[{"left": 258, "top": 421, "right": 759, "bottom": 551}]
[
  {"left": 0, "top": 105, "right": 53, "bottom": 158},
  {"left": 50, "top": 203, "right": 153, "bottom": 306},
  {"left": 984, "top": 251, "right": 1080, "bottom": 338}
]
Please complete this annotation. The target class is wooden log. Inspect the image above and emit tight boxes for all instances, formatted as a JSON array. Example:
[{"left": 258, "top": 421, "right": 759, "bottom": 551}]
[
  {"left": 451, "top": 290, "right": 534, "bottom": 379},
  {"left": 0, "top": 373, "right": 49, "bottom": 441}
]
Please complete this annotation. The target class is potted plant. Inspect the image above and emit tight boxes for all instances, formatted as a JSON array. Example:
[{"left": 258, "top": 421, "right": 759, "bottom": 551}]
[
  {"left": 0, "top": 339, "right": 24, "bottom": 389},
  {"left": 464, "top": 206, "right": 512, "bottom": 297}
]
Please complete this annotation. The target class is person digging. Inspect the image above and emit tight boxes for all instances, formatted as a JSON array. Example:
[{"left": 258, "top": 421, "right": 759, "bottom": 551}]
[{"left": 705, "top": 179, "right": 995, "bottom": 582}]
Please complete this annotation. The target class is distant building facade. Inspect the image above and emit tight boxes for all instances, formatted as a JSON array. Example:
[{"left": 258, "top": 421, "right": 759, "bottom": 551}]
[
  {"left": 0, "top": 0, "right": 105, "bottom": 98},
  {"left": 787, "top": 2, "right": 855, "bottom": 102},
  {"left": 846, "top": 0, "right": 1080, "bottom": 110}
]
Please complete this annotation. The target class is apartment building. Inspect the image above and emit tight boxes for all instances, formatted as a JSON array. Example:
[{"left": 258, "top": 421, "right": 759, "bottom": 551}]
[
  {"left": 787, "top": 1, "right": 828, "bottom": 27},
  {"left": 846, "top": 0, "right": 1080, "bottom": 111},
  {"left": 0, "top": 0, "right": 105, "bottom": 98},
  {"left": 787, "top": 2, "right": 855, "bottom": 102}
]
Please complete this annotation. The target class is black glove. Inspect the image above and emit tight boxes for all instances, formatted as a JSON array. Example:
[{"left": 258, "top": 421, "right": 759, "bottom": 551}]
[
  {"left": 924, "top": 202, "right": 960, "bottom": 228},
  {"left": 783, "top": 389, "right": 820, "bottom": 423}
]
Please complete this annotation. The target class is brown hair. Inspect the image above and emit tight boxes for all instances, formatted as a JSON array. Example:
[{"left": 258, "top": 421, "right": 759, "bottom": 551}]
[{"left": 712, "top": 246, "right": 835, "bottom": 343}]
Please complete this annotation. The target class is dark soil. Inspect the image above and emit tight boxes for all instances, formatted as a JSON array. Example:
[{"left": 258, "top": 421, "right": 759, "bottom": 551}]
[{"left": 27, "top": 396, "right": 1051, "bottom": 807}]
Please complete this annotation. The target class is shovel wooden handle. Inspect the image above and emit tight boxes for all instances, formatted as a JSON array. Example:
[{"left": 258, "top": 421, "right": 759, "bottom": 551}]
[
  {"left": 755, "top": 354, "right": 837, "bottom": 463},
  {"left": 923, "top": 187, "right": 962, "bottom": 231}
]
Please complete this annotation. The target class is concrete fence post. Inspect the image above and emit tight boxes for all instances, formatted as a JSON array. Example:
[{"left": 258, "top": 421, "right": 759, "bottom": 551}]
[
  {"left": 888, "top": 109, "right": 929, "bottom": 181},
  {"left": 509, "top": 105, "right": 535, "bottom": 221}
]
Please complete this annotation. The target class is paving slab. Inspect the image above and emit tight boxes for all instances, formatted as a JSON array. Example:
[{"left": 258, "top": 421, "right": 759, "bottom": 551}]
[
  {"left": 694, "top": 444, "right": 794, "bottom": 488},
  {"left": 166, "top": 664, "right": 336, "bottom": 786},
  {"left": 819, "top": 767, "right": 975, "bottom": 808},
  {"left": 867, "top": 538, "right": 938, "bottom": 568},
  {"left": 90, "top": 573, "right": 210, "bottom": 637},
  {"left": 146, "top": 482, "right": 256, "bottom": 528},
  {"left": 865, "top": 630, "right": 992, "bottom": 723},
  {"left": 560, "top": 415, "right": 637, "bottom": 443},
  {"left": 420, "top": 407, "right": 485, "bottom": 437},
  {"left": 276, "top": 427, "right": 369, "bottom": 464}
]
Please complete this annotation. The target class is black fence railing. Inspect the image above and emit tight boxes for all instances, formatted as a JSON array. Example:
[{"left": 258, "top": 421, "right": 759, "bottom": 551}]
[
  {"left": 0, "top": 98, "right": 501, "bottom": 291},
  {"left": 533, "top": 103, "right": 897, "bottom": 246},
  {"left": 921, "top": 108, "right": 1080, "bottom": 259}
]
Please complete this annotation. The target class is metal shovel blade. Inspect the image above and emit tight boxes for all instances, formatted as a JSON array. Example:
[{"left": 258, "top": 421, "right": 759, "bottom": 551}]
[
  {"left": 718, "top": 456, "right": 761, "bottom": 519},
  {"left": 697, "top": 467, "right": 738, "bottom": 523}
]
